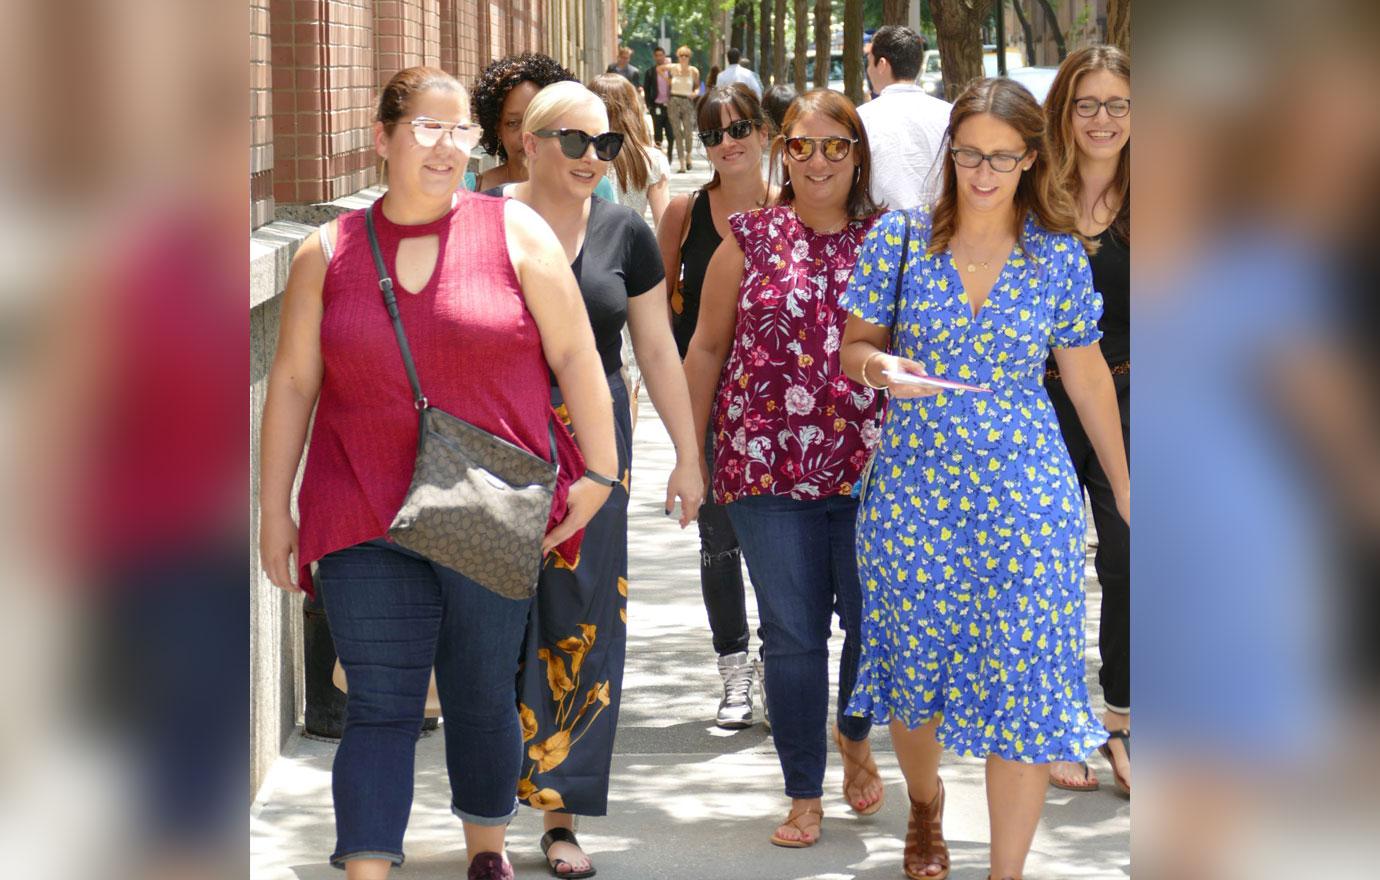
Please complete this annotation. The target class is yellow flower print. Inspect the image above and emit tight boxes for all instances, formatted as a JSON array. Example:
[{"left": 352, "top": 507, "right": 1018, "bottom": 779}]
[
  {"left": 527, "top": 788, "right": 566, "bottom": 811},
  {"left": 517, "top": 777, "right": 537, "bottom": 800},
  {"left": 519, "top": 703, "right": 538, "bottom": 743},
  {"left": 538, "top": 648, "right": 575, "bottom": 702},
  {"left": 528, "top": 729, "right": 572, "bottom": 772}
]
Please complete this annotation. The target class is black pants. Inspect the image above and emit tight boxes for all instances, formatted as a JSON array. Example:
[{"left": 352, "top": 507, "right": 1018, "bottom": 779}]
[
  {"left": 699, "top": 499, "right": 751, "bottom": 655},
  {"left": 1048, "top": 370, "right": 1130, "bottom": 712},
  {"left": 651, "top": 103, "right": 674, "bottom": 161}
]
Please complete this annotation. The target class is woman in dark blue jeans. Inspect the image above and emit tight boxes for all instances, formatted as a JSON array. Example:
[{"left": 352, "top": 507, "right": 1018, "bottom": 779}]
[
  {"left": 683, "top": 89, "right": 886, "bottom": 846},
  {"left": 258, "top": 67, "right": 617, "bottom": 880}
]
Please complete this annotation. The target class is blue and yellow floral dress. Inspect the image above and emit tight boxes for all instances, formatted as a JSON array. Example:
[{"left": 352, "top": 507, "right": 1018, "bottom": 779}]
[{"left": 839, "top": 209, "right": 1109, "bottom": 763}]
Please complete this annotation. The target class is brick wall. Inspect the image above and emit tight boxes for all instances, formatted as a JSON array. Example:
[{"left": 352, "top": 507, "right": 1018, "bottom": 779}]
[
  {"left": 251, "top": 0, "right": 273, "bottom": 229},
  {"left": 253, "top": 0, "right": 612, "bottom": 222}
]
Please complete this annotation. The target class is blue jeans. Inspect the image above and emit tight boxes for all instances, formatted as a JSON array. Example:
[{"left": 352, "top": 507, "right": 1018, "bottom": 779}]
[
  {"left": 317, "top": 540, "right": 532, "bottom": 869},
  {"left": 725, "top": 493, "right": 872, "bottom": 799}
]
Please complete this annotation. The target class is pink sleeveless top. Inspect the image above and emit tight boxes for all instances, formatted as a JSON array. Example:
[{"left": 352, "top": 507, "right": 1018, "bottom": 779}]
[{"left": 296, "top": 193, "right": 583, "bottom": 595}]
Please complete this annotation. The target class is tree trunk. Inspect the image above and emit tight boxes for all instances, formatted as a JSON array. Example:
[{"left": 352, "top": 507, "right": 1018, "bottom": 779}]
[
  {"left": 774, "top": 0, "right": 788, "bottom": 85},
  {"left": 1030, "top": 0, "right": 1067, "bottom": 61},
  {"left": 1106, "top": 0, "right": 1130, "bottom": 55},
  {"left": 760, "top": 0, "right": 772, "bottom": 84},
  {"left": 793, "top": 0, "right": 809, "bottom": 91},
  {"left": 813, "top": 0, "right": 830, "bottom": 89},
  {"left": 1010, "top": 0, "right": 1037, "bottom": 67},
  {"left": 844, "top": 0, "right": 864, "bottom": 104},
  {"left": 883, "top": 0, "right": 909, "bottom": 27},
  {"left": 932, "top": 0, "right": 985, "bottom": 101}
]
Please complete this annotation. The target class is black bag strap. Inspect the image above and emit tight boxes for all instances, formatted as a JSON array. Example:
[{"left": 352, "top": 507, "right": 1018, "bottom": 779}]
[
  {"left": 365, "top": 207, "right": 429, "bottom": 411},
  {"left": 363, "top": 205, "right": 558, "bottom": 463},
  {"left": 888, "top": 212, "right": 911, "bottom": 351}
]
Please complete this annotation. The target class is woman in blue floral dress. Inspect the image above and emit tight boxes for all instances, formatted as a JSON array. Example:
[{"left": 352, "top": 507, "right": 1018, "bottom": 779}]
[{"left": 837, "top": 79, "right": 1130, "bottom": 880}]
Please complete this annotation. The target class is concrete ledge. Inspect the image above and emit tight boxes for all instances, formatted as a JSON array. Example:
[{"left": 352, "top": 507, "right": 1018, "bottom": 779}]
[{"left": 249, "top": 186, "right": 386, "bottom": 309}]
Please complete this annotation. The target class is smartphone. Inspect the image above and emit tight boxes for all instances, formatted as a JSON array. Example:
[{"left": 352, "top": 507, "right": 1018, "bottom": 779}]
[{"left": 882, "top": 369, "right": 991, "bottom": 394}]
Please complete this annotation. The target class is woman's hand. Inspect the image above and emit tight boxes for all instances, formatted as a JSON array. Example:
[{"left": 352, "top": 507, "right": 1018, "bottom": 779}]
[
  {"left": 543, "top": 476, "right": 614, "bottom": 554},
  {"left": 666, "top": 458, "right": 705, "bottom": 526},
  {"left": 870, "top": 353, "right": 941, "bottom": 400},
  {"left": 260, "top": 508, "right": 301, "bottom": 592}
]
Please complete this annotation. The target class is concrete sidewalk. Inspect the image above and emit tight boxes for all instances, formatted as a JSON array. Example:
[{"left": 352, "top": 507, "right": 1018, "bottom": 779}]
[{"left": 250, "top": 155, "right": 1129, "bottom": 879}]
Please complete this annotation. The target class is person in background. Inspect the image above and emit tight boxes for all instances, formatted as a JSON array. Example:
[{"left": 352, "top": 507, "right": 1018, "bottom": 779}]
[
  {"left": 606, "top": 45, "right": 640, "bottom": 90},
  {"left": 716, "top": 46, "right": 764, "bottom": 99},
  {"left": 657, "top": 84, "right": 773, "bottom": 731},
  {"left": 858, "top": 25, "right": 951, "bottom": 211},
  {"left": 259, "top": 67, "right": 618, "bottom": 880},
  {"left": 1041, "top": 44, "right": 1132, "bottom": 800},
  {"left": 590, "top": 73, "right": 671, "bottom": 227},
  {"left": 662, "top": 46, "right": 701, "bottom": 173},
  {"left": 761, "top": 83, "right": 799, "bottom": 137},
  {"left": 643, "top": 45, "right": 675, "bottom": 165},
  {"left": 683, "top": 88, "right": 887, "bottom": 849},
  {"left": 838, "top": 77, "right": 1128, "bottom": 880},
  {"left": 468, "top": 53, "right": 618, "bottom": 202},
  {"left": 487, "top": 81, "right": 704, "bottom": 880}
]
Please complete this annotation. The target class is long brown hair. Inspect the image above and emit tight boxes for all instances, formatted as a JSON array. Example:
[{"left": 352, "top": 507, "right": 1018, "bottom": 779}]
[
  {"left": 589, "top": 73, "right": 653, "bottom": 192},
  {"left": 770, "top": 88, "right": 882, "bottom": 220},
  {"left": 695, "top": 84, "right": 766, "bottom": 192},
  {"left": 928, "top": 78, "right": 1082, "bottom": 257},
  {"left": 1045, "top": 44, "right": 1131, "bottom": 242}
]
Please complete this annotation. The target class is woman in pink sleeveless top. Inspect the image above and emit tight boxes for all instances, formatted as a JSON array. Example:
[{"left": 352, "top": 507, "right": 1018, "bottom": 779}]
[{"left": 258, "top": 68, "right": 617, "bottom": 880}]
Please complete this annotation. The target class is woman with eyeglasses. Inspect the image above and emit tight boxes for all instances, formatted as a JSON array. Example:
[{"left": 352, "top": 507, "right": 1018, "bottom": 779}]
[
  {"left": 659, "top": 45, "right": 701, "bottom": 173},
  {"left": 468, "top": 53, "right": 618, "bottom": 203},
  {"left": 656, "top": 84, "right": 773, "bottom": 734},
  {"left": 1041, "top": 45, "right": 1132, "bottom": 800},
  {"left": 485, "top": 80, "right": 704, "bottom": 879},
  {"left": 837, "top": 77, "right": 1128, "bottom": 880},
  {"left": 259, "top": 67, "right": 617, "bottom": 880},
  {"left": 683, "top": 88, "right": 885, "bottom": 849}
]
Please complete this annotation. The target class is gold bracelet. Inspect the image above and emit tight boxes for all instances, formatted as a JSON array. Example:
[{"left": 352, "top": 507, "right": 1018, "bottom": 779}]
[{"left": 861, "top": 351, "right": 890, "bottom": 390}]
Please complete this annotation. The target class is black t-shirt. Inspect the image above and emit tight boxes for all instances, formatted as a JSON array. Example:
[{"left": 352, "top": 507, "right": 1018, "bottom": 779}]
[
  {"left": 1089, "top": 226, "right": 1129, "bottom": 365},
  {"left": 671, "top": 189, "right": 722, "bottom": 358},
  {"left": 488, "top": 187, "right": 665, "bottom": 378}
]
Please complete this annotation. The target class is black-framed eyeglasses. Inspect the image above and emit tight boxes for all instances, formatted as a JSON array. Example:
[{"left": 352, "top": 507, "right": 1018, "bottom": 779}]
[
  {"left": 784, "top": 135, "right": 858, "bottom": 162},
  {"left": 698, "top": 118, "right": 757, "bottom": 148},
  {"left": 1073, "top": 97, "right": 1130, "bottom": 118},
  {"left": 949, "top": 147, "right": 1028, "bottom": 173},
  {"left": 408, "top": 116, "right": 482, "bottom": 151},
  {"left": 534, "top": 128, "right": 625, "bottom": 161}
]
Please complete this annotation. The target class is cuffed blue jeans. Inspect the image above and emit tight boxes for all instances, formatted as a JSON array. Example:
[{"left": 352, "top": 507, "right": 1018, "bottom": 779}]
[
  {"left": 317, "top": 539, "right": 532, "bottom": 869},
  {"left": 725, "top": 493, "right": 872, "bottom": 799}
]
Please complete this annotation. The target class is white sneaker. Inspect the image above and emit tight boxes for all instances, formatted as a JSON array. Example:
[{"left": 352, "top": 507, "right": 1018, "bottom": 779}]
[{"left": 716, "top": 652, "right": 755, "bottom": 729}]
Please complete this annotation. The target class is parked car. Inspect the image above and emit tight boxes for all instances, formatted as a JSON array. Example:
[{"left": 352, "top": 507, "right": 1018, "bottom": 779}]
[
  {"left": 919, "top": 46, "right": 1030, "bottom": 99},
  {"left": 788, "top": 48, "right": 865, "bottom": 96},
  {"left": 1003, "top": 65, "right": 1059, "bottom": 104}
]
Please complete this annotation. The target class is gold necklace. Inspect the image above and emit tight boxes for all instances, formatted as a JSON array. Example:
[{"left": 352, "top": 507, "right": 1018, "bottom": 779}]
[{"left": 953, "top": 239, "right": 1013, "bottom": 274}]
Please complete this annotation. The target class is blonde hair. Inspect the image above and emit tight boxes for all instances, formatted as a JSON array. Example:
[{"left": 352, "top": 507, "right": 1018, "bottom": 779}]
[
  {"left": 521, "top": 80, "right": 607, "bottom": 137},
  {"left": 590, "top": 73, "right": 654, "bottom": 192}
]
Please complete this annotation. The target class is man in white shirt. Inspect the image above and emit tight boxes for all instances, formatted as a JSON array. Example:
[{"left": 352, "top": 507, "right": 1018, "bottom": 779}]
[
  {"left": 857, "top": 25, "right": 952, "bottom": 211},
  {"left": 715, "top": 47, "right": 763, "bottom": 99}
]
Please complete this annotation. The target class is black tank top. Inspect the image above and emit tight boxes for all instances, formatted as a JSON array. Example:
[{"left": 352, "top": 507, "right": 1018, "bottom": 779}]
[{"left": 671, "top": 189, "right": 723, "bottom": 357}]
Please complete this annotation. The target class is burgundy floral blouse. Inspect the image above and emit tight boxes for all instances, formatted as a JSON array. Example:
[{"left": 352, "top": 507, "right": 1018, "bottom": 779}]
[{"left": 712, "top": 205, "right": 883, "bottom": 504}]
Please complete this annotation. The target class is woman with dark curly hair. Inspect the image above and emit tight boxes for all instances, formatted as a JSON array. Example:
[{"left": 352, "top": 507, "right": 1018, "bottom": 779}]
[{"left": 466, "top": 52, "right": 617, "bottom": 202}]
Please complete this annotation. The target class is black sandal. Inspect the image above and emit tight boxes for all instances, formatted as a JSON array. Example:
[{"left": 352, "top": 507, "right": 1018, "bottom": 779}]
[
  {"left": 1098, "top": 729, "right": 1131, "bottom": 798},
  {"left": 540, "top": 827, "right": 597, "bottom": 879}
]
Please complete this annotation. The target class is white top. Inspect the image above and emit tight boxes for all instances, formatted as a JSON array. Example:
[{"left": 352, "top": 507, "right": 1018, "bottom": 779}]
[
  {"left": 716, "top": 63, "right": 763, "bottom": 98},
  {"left": 855, "top": 82, "right": 952, "bottom": 212},
  {"left": 606, "top": 146, "right": 670, "bottom": 223}
]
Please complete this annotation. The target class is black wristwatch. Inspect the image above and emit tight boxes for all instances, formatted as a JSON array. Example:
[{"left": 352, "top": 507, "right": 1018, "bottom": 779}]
[{"left": 582, "top": 468, "right": 619, "bottom": 487}]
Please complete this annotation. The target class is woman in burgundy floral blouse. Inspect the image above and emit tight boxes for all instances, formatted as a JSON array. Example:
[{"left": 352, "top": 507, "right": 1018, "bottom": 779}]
[{"left": 683, "top": 89, "right": 886, "bottom": 848}]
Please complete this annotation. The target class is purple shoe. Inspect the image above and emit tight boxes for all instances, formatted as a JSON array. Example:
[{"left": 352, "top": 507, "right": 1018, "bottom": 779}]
[{"left": 467, "top": 851, "right": 514, "bottom": 880}]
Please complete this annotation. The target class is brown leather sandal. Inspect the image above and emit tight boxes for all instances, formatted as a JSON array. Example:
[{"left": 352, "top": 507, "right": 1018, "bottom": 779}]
[
  {"left": 769, "top": 805, "right": 823, "bottom": 848},
  {"left": 834, "top": 725, "right": 885, "bottom": 815},
  {"left": 904, "top": 778, "right": 950, "bottom": 880}
]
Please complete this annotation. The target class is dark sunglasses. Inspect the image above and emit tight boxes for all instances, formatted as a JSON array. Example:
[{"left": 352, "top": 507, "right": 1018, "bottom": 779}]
[
  {"left": 698, "top": 118, "right": 757, "bottom": 148},
  {"left": 534, "top": 128, "right": 625, "bottom": 161},
  {"left": 784, "top": 135, "right": 857, "bottom": 162}
]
